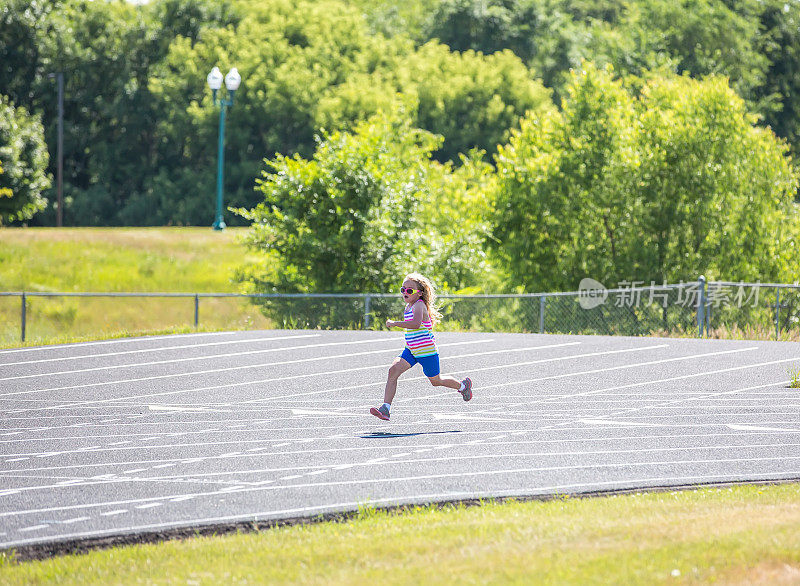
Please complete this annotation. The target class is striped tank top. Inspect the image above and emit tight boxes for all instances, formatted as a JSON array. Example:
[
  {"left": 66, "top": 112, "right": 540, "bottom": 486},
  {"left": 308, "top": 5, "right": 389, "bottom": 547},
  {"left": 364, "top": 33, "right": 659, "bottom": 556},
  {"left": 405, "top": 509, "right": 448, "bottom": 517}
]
[{"left": 404, "top": 300, "right": 438, "bottom": 357}]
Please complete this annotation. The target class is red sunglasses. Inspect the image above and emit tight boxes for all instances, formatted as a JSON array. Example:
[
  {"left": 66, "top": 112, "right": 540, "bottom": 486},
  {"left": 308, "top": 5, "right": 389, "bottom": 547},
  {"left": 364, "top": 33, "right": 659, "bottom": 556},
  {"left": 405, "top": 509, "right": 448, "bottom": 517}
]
[{"left": 400, "top": 287, "right": 421, "bottom": 295}]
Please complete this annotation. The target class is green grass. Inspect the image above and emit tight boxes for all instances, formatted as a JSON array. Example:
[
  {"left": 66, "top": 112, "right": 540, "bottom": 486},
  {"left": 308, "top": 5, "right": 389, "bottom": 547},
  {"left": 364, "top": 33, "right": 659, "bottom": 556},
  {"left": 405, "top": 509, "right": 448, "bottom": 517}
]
[
  {"left": 0, "top": 227, "right": 272, "bottom": 345},
  {"left": 2, "top": 484, "right": 799, "bottom": 585}
]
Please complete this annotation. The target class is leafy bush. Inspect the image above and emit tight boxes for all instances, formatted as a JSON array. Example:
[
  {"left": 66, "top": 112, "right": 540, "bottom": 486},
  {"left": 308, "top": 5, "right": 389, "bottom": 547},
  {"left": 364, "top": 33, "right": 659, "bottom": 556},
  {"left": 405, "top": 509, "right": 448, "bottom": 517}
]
[{"left": 492, "top": 64, "right": 799, "bottom": 292}]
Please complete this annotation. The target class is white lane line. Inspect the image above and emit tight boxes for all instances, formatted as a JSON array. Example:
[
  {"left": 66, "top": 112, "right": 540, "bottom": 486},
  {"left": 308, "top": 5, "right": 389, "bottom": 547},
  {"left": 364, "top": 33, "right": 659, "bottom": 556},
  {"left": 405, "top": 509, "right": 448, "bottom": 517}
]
[
  {"left": 5, "top": 469, "right": 798, "bottom": 549},
  {"left": 61, "top": 517, "right": 90, "bottom": 525},
  {"left": 0, "top": 331, "right": 243, "bottom": 356},
  {"left": 440, "top": 344, "right": 669, "bottom": 377},
  {"left": 3, "top": 455, "right": 799, "bottom": 520},
  {"left": 0, "top": 334, "right": 322, "bottom": 368},
  {"left": 548, "top": 356, "right": 797, "bottom": 402},
  {"left": 18, "top": 525, "right": 49, "bottom": 533},
  {"left": 135, "top": 503, "right": 162, "bottom": 510},
  {"left": 4, "top": 430, "right": 797, "bottom": 485},
  {"left": 147, "top": 405, "right": 218, "bottom": 413},
  {"left": 580, "top": 419, "right": 661, "bottom": 427},
  {"left": 239, "top": 342, "right": 666, "bottom": 407},
  {"left": 7, "top": 407, "right": 799, "bottom": 460},
  {"left": 727, "top": 423, "right": 800, "bottom": 432},
  {"left": 100, "top": 510, "right": 128, "bottom": 517},
  {"left": 0, "top": 336, "right": 399, "bottom": 387},
  {"left": 4, "top": 339, "right": 493, "bottom": 410},
  {"left": 476, "top": 347, "right": 762, "bottom": 409},
  {"left": 576, "top": 379, "right": 794, "bottom": 421}
]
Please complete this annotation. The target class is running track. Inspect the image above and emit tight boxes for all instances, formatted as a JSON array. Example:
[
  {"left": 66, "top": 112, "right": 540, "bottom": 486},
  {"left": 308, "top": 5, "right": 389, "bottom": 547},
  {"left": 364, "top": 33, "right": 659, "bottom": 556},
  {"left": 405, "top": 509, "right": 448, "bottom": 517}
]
[{"left": 1, "top": 330, "right": 799, "bottom": 552}]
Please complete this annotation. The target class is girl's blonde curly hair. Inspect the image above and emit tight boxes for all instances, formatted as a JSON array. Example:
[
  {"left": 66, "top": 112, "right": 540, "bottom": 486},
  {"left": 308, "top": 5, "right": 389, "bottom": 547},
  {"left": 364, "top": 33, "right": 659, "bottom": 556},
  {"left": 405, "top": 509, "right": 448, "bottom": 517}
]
[{"left": 405, "top": 272, "right": 442, "bottom": 326}]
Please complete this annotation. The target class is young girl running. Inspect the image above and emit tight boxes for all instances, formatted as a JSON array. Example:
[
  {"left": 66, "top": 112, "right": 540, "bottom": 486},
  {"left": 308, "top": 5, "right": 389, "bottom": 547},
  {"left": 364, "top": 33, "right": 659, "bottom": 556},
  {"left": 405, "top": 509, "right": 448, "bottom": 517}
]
[{"left": 370, "top": 273, "right": 472, "bottom": 421}]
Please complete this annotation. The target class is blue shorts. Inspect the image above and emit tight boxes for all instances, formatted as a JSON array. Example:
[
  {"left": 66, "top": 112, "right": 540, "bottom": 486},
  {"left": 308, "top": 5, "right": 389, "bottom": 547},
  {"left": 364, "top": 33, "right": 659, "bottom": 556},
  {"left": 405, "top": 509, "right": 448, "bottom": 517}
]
[{"left": 399, "top": 347, "right": 440, "bottom": 377}]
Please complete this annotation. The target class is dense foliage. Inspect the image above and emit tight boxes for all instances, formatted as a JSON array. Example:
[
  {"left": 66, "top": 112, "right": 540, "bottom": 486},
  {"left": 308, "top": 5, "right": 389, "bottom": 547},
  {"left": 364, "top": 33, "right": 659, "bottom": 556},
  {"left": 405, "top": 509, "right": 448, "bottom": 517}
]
[
  {"left": 235, "top": 109, "right": 493, "bottom": 293},
  {"left": 1, "top": 0, "right": 798, "bottom": 294},
  {"left": 0, "top": 96, "right": 50, "bottom": 224},
  {"left": 492, "top": 65, "right": 799, "bottom": 290}
]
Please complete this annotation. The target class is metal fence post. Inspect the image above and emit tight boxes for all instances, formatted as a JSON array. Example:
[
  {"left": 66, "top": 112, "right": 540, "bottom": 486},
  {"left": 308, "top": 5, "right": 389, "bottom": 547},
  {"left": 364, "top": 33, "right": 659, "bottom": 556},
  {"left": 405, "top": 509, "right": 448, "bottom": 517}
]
[
  {"left": 539, "top": 295, "right": 546, "bottom": 334},
  {"left": 21, "top": 292, "right": 26, "bottom": 343},
  {"left": 775, "top": 288, "right": 781, "bottom": 340},
  {"left": 364, "top": 294, "right": 371, "bottom": 329},
  {"left": 697, "top": 276, "right": 706, "bottom": 337},
  {"left": 194, "top": 294, "right": 200, "bottom": 328}
]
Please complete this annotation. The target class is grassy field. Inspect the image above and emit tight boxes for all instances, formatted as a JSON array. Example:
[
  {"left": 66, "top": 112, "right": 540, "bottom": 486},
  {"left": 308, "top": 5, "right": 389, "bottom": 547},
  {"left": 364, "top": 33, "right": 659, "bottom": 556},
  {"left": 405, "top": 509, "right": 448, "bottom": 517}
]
[
  {"left": 1, "top": 227, "right": 797, "bottom": 347},
  {"left": 1, "top": 484, "right": 799, "bottom": 585},
  {"left": 0, "top": 227, "right": 272, "bottom": 346}
]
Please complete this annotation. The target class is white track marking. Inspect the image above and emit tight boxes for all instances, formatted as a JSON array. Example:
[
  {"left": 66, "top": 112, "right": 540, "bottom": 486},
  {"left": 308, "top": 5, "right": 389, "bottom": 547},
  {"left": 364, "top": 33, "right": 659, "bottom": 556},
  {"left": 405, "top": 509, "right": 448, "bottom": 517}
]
[
  {"left": 468, "top": 352, "right": 791, "bottom": 417},
  {"left": 235, "top": 342, "right": 664, "bottom": 406},
  {"left": 1, "top": 455, "right": 799, "bottom": 520},
  {"left": 60, "top": 517, "right": 90, "bottom": 525},
  {"left": 476, "top": 347, "right": 761, "bottom": 402},
  {"left": 100, "top": 510, "right": 128, "bottom": 517},
  {"left": 0, "top": 336, "right": 400, "bottom": 385},
  {"left": 17, "top": 525, "right": 49, "bottom": 533},
  {"left": 0, "top": 331, "right": 242, "bottom": 355},
  {"left": 2, "top": 338, "right": 495, "bottom": 406},
  {"left": 0, "top": 334, "right": 322, "bottom": 367},
  {"left": 6, "top": 340, "right": 601, "bottom": 417},
  {"left": 727, "top": 423, "right": 800, "bottom": 432},
  {"left": 572, "top": 379, "right": 795, "bottom": 421},
  {"left": 6, "top": 442, "right": 799, "bottom": 495},
  {"left": 579, "top": 419, "right": 667, "bottom": 427},
  {"left": 3, "top": 431, "right": 796, "bottom": 485},
  {"left": 4, "top": 471, "right": 798, "bottom": 549}
]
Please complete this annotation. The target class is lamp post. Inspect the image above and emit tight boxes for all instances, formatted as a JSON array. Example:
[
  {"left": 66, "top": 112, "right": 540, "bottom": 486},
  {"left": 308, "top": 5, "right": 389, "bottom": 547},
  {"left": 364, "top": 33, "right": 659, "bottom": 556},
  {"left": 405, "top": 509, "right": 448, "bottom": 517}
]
[
  {"left": 48, "top": 72, "right": 64, "bottom": 227},
  {"left": 206, "top": 66, "right": 241, "bottom": 230}
]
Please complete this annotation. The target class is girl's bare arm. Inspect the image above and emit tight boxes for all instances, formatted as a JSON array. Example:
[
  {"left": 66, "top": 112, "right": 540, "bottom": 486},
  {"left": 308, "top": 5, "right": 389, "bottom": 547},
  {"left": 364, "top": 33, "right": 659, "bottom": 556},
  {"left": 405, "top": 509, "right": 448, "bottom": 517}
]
[{"left": 386, "top": 303, "right": 424, "bottom": 329}]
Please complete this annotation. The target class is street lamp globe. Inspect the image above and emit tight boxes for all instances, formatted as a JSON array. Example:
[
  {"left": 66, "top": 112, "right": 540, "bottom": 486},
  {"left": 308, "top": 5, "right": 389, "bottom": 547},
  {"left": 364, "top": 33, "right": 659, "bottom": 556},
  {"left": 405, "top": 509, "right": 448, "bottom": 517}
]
[
  {"left": 224, "top": 68, "right": 241, "bottom": 91},
  {"left": 206, "top": 67, "right": 223, "bottom": 90}
]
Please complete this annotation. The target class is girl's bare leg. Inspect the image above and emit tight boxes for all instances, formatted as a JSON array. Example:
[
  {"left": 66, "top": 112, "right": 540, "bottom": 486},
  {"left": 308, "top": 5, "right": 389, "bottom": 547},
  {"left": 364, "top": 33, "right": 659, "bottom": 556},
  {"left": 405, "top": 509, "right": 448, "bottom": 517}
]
[
  {"left": 384, "top": 357, "right": 412, "bottom": 404},
  {"left": 427, "top": 374, "right": 462, "bottom": 390}
]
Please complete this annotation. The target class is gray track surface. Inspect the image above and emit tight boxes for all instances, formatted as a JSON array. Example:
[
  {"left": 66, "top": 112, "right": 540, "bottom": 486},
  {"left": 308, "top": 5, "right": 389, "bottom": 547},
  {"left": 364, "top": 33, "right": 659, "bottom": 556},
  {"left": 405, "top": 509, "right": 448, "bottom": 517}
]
[{"left": 1, "top": 330, "right": 799, "bottom": 550}]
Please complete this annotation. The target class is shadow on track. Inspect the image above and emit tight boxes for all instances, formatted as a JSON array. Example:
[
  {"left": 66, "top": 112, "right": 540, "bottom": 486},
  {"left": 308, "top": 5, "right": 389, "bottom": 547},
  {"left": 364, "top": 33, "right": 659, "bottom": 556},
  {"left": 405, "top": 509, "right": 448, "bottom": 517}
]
[{"left": 360, "top": 430, "right": 463, "bottom": 439}]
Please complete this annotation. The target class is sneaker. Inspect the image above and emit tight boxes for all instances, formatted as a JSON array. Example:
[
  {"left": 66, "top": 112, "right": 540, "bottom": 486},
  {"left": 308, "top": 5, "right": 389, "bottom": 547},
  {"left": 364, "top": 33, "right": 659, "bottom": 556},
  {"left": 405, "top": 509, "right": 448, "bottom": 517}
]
[
  {"left": 460, "top": 377, "right": 473, "bottom": 401},
  {"left": 370, "top": 404, "right": 390, "bottom": 421}
]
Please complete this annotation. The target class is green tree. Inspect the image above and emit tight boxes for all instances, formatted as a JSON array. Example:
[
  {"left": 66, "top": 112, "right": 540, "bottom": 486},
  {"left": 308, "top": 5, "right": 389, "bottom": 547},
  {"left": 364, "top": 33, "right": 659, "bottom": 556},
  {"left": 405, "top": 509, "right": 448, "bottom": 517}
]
[
  {"left": 0, "top": 0, "right": 60, "bottom": 112},
  {"left": 422, "top": 0, "right": 584, "bottom": 93},
  {"left": 753, "top": 0, "right": 800, "bottom": 158},
  {"left": 0, "top": 96, "right": 51, "bottom": 224},
  {"left": 0, "top": 162, "right": 12, "bottom": 200},
  {"left": 236, "top": 109, "right": 491, "bottom": 294},
  {"left": 492, "top": 64, "right": 798, "bottom": 291}
]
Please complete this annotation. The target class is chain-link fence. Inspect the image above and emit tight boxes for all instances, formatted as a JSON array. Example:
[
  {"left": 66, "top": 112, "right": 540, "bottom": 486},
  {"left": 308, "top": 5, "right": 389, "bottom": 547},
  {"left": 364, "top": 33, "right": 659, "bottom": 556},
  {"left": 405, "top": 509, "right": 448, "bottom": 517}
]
[{"left": 2, "top": 279, "right": 798, "bottom": 344}]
